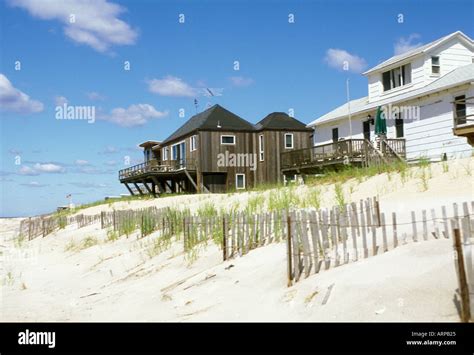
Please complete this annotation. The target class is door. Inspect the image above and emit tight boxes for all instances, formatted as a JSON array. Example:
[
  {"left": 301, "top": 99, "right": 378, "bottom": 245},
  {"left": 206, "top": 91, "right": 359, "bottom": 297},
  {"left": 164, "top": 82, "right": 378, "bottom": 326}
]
[
  {"left": 172, "top": 142, "right": 186, "bottom": 168},
  {"left": 332, "top": 128, "right": 339, "bottom": 143},
  {"left": 363, "top": 121, "right": 371, "bottom": 140}
]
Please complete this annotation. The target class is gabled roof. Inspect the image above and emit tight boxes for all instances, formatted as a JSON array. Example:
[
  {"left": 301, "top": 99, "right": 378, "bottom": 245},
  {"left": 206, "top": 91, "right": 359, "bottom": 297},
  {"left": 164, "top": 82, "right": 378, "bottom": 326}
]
[
  {"left": 363, "top": 31, "right": 474, "bottom": 75},
  {"left": 309, "top": 63, "right": 474, "bottom": 127},
  {"left": 139, "top": 140, "right": 161, "bottom": 148},
  {"left": 255, "top": 112, "right": 312, "bottom": 131},
  {"left": 161, "top": 104, "right": 255, "bottom": 144}
]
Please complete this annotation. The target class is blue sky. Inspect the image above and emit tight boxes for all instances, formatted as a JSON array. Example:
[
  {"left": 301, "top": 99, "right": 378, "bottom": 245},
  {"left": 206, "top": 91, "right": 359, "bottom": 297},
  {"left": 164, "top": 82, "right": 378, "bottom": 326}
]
[{"left": 1, "top": 0, "right": 473, "bottom": 217}]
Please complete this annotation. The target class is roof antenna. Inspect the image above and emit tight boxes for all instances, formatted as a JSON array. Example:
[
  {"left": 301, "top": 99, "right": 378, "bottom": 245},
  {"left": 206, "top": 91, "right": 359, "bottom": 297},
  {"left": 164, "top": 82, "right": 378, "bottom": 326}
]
[
  {"left": 206, "top": 88, "right": 215, "bottom": 97},
  {"left": 194, "top": 98, "right": 199, "bottom": 114}
]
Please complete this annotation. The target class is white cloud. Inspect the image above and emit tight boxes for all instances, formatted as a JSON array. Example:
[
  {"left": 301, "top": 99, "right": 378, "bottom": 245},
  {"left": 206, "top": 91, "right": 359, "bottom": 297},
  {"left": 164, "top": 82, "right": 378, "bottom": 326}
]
[
  {"left": 9, "top": 0, "right": 138, "bottom": 53},
  {"left": 229, "top": 76, "right": 254, "bottom": 87},
  {"left": 21, "top": 181, "right": 48, "bottom": 187},
  {"left": 54, "top": 95, "right": 68, "bottom": 106},
  {"left": 0, "top": 73, "right": 44, "bottom": 114},
  {"left": 147, "top": 76, "right": 197, "bottom": 97},
  {"left": 33, "top": 163, "right": 66, "bottom": 173},
  {"left": 86, "top": 91, "right": 105, "bottom": 101},
  {"left": 18, "top": 166, "right": 39, "bottom": 176},
  {"left": 19, "top": 163, "right": 65, "bottom": 175},
  {"left": 394, "top": 34, "right": 423, "bottom": 55},
  {"left": 324, "top": 49, "right": 367, "bottom": 73},
  {"left": 99, "top": 103, "right": 168, "bottom": 127},
  {"left": 99, "top": 146, "right": 119, "bottom": 154},
  {"left": 70, "top": 182, "right": 107, "bottom": 188},
  {"left": 75, "top": 159, "right": 89, "bottom": 166}
]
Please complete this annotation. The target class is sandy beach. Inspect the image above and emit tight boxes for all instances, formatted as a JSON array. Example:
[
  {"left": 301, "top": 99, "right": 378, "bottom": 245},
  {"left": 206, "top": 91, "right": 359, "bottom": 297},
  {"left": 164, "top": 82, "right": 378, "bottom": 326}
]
[{"left": 1, "top": 157, "right": 472, "bottom": 322}]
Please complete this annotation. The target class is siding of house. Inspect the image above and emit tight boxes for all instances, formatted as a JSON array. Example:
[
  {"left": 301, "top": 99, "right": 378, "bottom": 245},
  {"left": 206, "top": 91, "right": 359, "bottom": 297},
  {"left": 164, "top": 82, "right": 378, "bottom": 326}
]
[
  {"left": 314, "top": 114, "right": 368, "bottom": 145},
  {"left": 314, "top": 85, "right": 474, "bottom": 160},
  {"left": 403, "top": 86, "right": 474, "bottom": 160},
  {"left": 198, "top": 130, "right": 256, "bottom": 190},
  {"left": 256, "top": 130, "right": 312, "bottom": 184},
  {"left": 159, "top": 133, "right": 200, "bottom": 166},
  {"left": 367, "top": 37, "right": 473, "bottom": 103},
  {"left": 423, "top": 40, "right": 474, "bottom": 84}
]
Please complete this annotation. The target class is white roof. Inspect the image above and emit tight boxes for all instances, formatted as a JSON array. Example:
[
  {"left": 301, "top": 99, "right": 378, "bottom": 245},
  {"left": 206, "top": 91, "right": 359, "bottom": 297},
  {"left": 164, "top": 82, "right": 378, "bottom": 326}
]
[
  {"left": 363, "top": 31, "right": 473, "bottom": 75},
  {"left": 309, "top": 63, "right": 474, "bottom": 127}
]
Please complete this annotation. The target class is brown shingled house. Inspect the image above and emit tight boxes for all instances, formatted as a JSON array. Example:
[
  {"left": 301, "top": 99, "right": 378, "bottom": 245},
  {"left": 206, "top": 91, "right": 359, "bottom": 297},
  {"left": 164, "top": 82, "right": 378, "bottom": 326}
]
[{"left": 118, "top": 104, "right": 312, "bottom": 195}]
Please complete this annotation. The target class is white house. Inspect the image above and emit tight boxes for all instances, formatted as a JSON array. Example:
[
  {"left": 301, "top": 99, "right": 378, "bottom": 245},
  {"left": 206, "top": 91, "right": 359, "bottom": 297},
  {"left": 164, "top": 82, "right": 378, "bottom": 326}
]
[{"left": 308, "top": 31, "right": 474, "bottom": 161}]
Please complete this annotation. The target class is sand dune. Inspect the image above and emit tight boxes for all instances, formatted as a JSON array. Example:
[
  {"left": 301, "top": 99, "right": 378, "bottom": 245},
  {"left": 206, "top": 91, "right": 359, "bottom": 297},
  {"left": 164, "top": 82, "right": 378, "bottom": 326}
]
[{"left": 1, "top": 157, "right": 472, "bottom": 322}]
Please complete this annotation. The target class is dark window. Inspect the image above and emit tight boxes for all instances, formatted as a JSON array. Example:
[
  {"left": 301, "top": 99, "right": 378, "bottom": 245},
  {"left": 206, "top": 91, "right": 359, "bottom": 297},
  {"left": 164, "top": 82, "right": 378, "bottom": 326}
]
[
  {"left": 382, "top": 63, "right": 411, "bottom": 91},
  {"left": 332, "top": 128, "right": 339, "bottom": 143},
  {"left": 221, "top": 135, "right": 235, "bottom": 145},
  {"left": 363, "top": 121, "right": 371, "bottom": 140},
  {"left": 431, "top": 56, "right": 440, "bottom": 75},
  {"left": 236, "top": 174, "right": 245, "bottom": 189},
  {"left": 455, "top": 95, "right": 466, "bottom": 125},
  {"left": 284, "top": 133, "right": 293, "bottom": 149},
  {"left": 395, "top": 116, "right": 404, "bottom": 138},
  {"left": 382, "top": 71, "right": 391, "bottom": 91}
]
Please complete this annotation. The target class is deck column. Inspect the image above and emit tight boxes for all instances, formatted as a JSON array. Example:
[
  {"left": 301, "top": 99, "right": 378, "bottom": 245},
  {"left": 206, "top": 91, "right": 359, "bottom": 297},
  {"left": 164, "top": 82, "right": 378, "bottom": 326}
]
[
  {"left": 124, "top": 183, "right": 135, "bottom": 196},
  {"left": 133, "top": 182, "right": 144, "bottom": 195}
]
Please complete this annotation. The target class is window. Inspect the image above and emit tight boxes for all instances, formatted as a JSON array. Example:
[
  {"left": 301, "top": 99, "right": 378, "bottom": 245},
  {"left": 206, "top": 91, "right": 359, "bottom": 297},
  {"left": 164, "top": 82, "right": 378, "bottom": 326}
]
[
  {"left": 332, "top": 128, "right": 339, "bottom": 143},
  {"left": 171, "top": 141, "right": 186, "bottom": 162},
  {"left": 190, "top": 135, "right": 197, "bottom": 152},
  {"left": 284, "top": 133, "right": 294, "bottom": 149},
  {"left": 382, "top": 63, "right": 412, "bottom": 91},
  {"left": 236, "top": 174, "right": 245, "bottom": 189},
  {"left": 454, "top": 95, "right": 467, "bottom": 125},
  {"left": 258, "top": 134, "right": 264, "bottom": 161},
  {"left": 363, "top": 121, "right": 371, "bottom": 140},
  {"left": 221, "top": 135, "right": 235, "bottom": 145},
  {"left": 163, "top": 147, "right": 168, "bottom": 160},
  {"left": 395, "top": 114, "right": 404, "bottom": 138},
  {"left": 431, "top": 56, "right": 440, "bottom": 75}
]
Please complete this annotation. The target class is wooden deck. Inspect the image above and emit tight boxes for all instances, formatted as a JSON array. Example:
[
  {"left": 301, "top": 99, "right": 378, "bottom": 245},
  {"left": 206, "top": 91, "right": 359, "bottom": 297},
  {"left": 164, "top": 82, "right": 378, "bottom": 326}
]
[
  {"left": 119, "top": 159, "right": 196, "bottom": 182},
  {"left": 452, "top": 96, "right": 474, "bottom": 146},
  {"left": 118, "top": 159, "right": 199, "bottom": 196},
  {"left": 280, "top": 138, "right": 406, "bottom": 173}
]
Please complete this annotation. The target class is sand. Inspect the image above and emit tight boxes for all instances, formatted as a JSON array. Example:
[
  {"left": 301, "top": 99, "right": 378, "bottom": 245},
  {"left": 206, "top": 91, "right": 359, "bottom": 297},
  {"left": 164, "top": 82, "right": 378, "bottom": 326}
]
[{"left": 1, "top": 157, "right": 473, "bottom": 322}]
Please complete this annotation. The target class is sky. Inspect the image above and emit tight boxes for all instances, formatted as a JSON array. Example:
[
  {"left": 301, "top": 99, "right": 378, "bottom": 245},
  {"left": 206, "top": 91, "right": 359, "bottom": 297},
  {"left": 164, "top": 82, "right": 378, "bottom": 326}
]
[{"left": 0, "top": 0, "right": 473, "bottom": 217}]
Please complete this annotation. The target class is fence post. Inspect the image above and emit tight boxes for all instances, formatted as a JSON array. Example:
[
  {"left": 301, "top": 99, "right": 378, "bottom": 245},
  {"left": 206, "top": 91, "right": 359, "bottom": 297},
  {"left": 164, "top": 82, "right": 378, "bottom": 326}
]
[
  {"left": 183, "top": 217, "right": 187, "bottom": 252},
  {"left": 392, "top": 212, "right": 398, "bottom": 248},
  {"left": 374, "top": 196, "right": 381, "bottom": 227},
  {"left": 222, "top": 216, "right": 227, "bottom": 261},
  {"left": 100, "top": 211, "right": 104, "bottom": 229},
  {"left": 286, "top": 213, "right": 293, "bottom": 287},
  {"left": 42, "top": 218, "right": 45, "bottom": 238},
  {"left": 28, "top": 217, "right": 32, "bottom": 241},
  {"left": 113, "top": 210, "right": 116, "bottom": 231},
  {"left": 411, "top": 211, "right": 418, "bottom": 242},
  {"left": 453, "top": 228, "right": 471, "bottom": 322}
]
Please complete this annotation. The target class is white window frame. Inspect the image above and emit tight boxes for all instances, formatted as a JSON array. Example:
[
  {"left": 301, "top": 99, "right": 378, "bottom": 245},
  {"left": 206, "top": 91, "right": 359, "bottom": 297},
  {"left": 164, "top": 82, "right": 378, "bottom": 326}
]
[
  {"left": 284, "top": 133, "right": 294, "bottom": 149},
  {"left": 220, "top": 135, "right": 236, "bottom": 145},
  {"left": 163, "top": 147, "right": 169, "bottom": 161},
  {"left": 431, "top": 56, "right": 440, "bottom": 75},
  {"left": 235, "top": 173, "right": 246, "bottom": 190},
  {"left": 170, "top": 140, "right": 185, "bottom": 160},
  {"left": 382, "top": 63, "right": 412, "bottom": 92},
  {"left": 190, "top": 135, "right": 197, "bottom": 152},
  {"left": 258, "top": 134, "right": 264, "bottom": 161}
]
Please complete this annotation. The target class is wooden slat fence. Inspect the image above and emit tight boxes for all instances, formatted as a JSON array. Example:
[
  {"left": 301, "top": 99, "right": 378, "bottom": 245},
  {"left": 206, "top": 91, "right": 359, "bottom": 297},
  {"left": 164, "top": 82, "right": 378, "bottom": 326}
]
[{"left": 286, "top": 200, "right": 474, "bottom": 288}]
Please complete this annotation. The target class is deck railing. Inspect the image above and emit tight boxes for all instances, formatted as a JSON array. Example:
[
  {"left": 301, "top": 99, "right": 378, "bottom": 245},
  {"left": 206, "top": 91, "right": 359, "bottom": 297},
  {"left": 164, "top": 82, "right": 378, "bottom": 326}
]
[
  {"left": 452, "top": 96, "right": 474, "bottom": 129},
  {"left": 281, "top": 138, "right": 406, "bottom": 170},
  {"left": 119, "top": 159, "right": 196, "bottom": 180}
]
